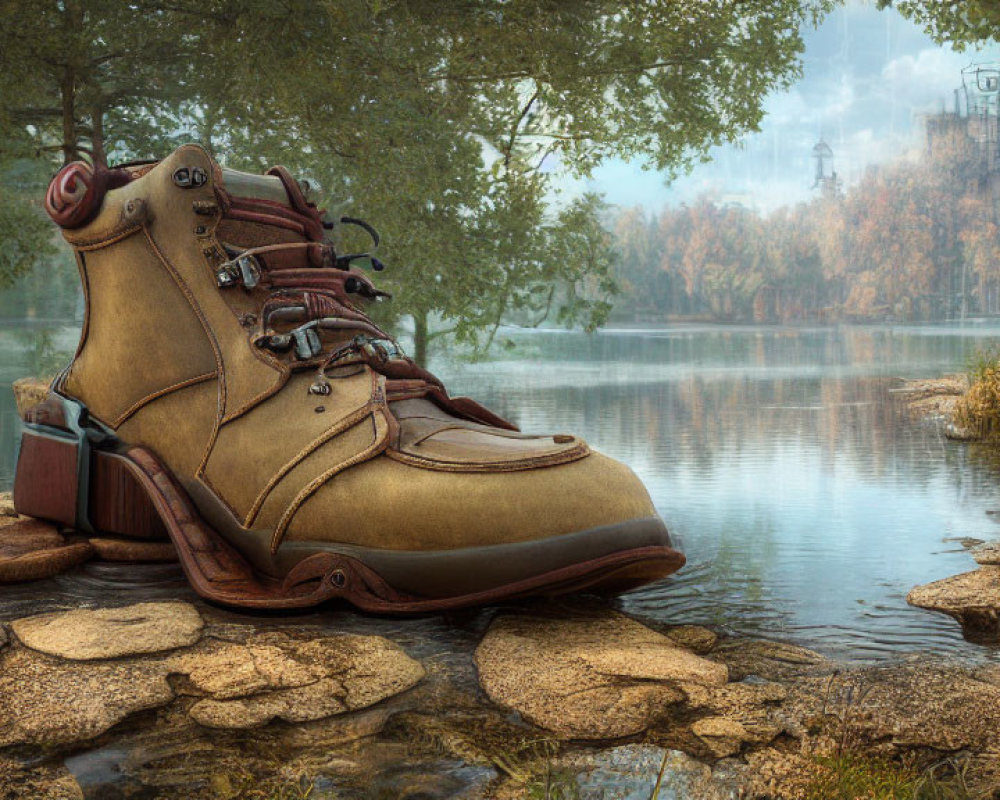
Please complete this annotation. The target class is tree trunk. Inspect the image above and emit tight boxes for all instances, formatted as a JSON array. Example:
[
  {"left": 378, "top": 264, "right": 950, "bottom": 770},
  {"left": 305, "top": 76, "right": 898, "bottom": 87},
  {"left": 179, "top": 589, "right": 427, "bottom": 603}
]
[
  {"left": 60, "top": 0, "right": 83, "bottom": 164},
  {"left": 60, "top": 69, "right": 76, "bottom": 165},
  {"left": 90, "top": 99, "right": 107, "bottom": 167},
  {"left": 413, "top": 310, "right": 428, "bottom": 368}
]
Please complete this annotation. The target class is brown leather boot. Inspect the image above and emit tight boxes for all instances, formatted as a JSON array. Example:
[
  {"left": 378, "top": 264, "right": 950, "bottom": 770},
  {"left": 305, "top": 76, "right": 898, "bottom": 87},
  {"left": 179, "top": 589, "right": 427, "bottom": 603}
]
[{"left": 13, "top": 144, "right": 683, "bottom": 611}]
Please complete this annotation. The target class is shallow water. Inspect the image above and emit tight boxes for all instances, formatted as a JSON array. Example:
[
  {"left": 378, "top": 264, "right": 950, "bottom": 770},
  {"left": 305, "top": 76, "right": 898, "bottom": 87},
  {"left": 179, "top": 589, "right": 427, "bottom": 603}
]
[
  {"left": 436, "top": 322, "right": 1000, "bottom": 662},
  {"left": 3, "top": 317, "right": 1000, "bottom": 662}
]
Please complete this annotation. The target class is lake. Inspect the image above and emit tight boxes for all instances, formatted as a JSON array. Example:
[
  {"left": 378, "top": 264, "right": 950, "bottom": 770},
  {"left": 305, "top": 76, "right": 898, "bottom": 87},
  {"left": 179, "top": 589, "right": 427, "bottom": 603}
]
[{"left": 3, "top": 316, "right": 1000, "bottom": 662}]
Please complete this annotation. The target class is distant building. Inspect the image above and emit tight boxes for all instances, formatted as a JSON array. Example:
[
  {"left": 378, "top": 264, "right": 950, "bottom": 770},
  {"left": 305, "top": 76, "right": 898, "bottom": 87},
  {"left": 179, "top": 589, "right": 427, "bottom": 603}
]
[{"left": 811, "top": 138, "right": 842, "bottom": 199}]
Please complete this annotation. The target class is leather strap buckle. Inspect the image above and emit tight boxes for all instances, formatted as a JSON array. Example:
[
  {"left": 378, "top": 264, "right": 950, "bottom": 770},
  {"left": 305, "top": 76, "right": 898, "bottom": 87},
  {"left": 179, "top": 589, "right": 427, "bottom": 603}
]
[{"left": 215, "top": 254, "right": 261, "bottom": 289}]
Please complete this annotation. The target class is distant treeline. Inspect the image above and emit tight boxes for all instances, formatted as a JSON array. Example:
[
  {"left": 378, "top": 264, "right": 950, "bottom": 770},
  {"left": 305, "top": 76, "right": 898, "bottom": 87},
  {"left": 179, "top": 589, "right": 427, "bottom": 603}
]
[{"left": 612, "top": 116, "right": 1000, "bottom": 323}]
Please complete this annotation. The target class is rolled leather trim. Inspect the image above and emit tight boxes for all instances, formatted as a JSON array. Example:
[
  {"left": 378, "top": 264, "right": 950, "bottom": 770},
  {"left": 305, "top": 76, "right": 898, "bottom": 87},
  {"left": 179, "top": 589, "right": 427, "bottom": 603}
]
[{"left": 45, "top": 162, "right": 136, "bottom": 229}]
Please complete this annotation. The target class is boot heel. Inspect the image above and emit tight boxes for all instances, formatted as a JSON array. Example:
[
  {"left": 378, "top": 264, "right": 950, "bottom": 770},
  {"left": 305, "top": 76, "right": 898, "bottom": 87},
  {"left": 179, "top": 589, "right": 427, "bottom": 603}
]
[
  {"left": 14, "top": 395, "right": 168, "bottom": 540},
  {"left": 13, "top": 428, "right": 80, "bottom": 527}
]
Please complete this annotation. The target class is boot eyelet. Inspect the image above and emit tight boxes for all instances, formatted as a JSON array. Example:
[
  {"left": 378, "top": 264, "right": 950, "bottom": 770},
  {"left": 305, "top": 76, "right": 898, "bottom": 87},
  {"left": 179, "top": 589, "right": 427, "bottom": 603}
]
[{"left": 330, "top": 570, "right": 346, "bottom": 588}]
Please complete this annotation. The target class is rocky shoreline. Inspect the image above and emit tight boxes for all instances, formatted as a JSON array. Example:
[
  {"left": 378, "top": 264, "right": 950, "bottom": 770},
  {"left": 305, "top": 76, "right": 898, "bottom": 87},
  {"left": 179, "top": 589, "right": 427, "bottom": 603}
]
[
  {"left": 1, "top": 594, "right": 999, "bottom": 799},
  {"left": 2, "top": 375, "right": 1000, "bottom": 798},
  {"left": 892, "top": 374, "right": 1000, "bottom": 645}
]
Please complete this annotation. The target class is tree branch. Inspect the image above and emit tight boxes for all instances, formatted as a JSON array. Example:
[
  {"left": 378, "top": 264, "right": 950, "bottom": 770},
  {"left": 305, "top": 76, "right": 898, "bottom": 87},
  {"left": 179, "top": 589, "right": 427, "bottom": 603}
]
[{"left": 502, "top": 86, "right": 538, "bottom": 168}]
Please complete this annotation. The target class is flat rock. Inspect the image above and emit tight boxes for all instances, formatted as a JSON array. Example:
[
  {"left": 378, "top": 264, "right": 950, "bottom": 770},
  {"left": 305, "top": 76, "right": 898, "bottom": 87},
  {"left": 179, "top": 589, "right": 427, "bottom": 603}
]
[
  {"left": 179, "top": 632, "right": 424, "bottom": 729},
  {"left": 0, "top": 518, "right": 94, "bottom": 582},
  {"left": 908, "top": 569, "right": 1000, "bottom": 639},
  {"left": 690, "top": 716, "right": 752, "bottom": 758},
  {"left": 87, "top": 537, "right": 178, "bottom": 562},
  {"left": 12, "top": 376, "right": 51, "bottom": 419},
  {"left": 972, "top": 541, "right": 1000, "bottom": 566},
  {"left": 0, "top": 647, "right": 175, "bottom": 746},
  {"left": 12, "top": 602, "right": 204, "bottom": 660},
  {"left": 475, "top": 611, "right": 727, "bottom": 739},
  {"left": 684, "top": 681, "right": 790, "bottom": 744}
]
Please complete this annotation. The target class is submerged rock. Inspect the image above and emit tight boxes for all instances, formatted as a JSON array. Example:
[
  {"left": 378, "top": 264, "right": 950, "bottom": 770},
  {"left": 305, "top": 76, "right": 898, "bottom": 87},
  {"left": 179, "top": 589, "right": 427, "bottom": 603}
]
[
  {"left": 178, "top": 632, "right": 425, "bottom": 729},
  {"left": 475, "top": 610, "right": 727, "bottom": 739},
  {"left": 558, "top": 744, "right": 727, "bottom": 800},
  {"left": 12, "top": 602, "right": 204, "bottom": 659},
  {"left": 708, "top": 638, "right": 829, "bottom": 682},
  {"left": 907, "top": 568, "right": 1000, "bottom": 639},
  {"left": 665, "top": 625, "right": 718, "bottom": 654}
]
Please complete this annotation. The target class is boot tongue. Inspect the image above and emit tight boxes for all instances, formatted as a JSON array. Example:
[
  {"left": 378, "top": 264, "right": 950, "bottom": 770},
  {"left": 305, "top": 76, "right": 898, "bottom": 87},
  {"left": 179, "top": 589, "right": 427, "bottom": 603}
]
[
  {"left": 217, "top": 164, "right": 326, "bottom": 243},
  {"left": 220, "top": 168, "right": 292, "bottom": 206}
]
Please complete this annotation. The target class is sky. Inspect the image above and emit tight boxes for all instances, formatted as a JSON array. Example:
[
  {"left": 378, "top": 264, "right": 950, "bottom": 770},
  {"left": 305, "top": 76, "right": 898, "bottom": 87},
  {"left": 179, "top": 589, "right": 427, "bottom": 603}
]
[{"left": 578, "top": 0, "right": 1000, "bottom": 214}]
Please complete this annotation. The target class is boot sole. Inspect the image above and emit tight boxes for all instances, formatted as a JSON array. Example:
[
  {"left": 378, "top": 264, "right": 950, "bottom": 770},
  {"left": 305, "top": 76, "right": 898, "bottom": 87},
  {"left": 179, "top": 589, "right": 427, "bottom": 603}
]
[{"left": 13, "top": 401, "right": 684, "bottom": 612}]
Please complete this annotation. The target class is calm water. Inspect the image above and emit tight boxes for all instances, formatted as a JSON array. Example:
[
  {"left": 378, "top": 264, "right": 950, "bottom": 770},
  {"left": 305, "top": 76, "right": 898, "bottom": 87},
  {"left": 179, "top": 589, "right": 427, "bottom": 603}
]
[{"left": 3, "top": 313, "right": 1000, "bottom": 662}]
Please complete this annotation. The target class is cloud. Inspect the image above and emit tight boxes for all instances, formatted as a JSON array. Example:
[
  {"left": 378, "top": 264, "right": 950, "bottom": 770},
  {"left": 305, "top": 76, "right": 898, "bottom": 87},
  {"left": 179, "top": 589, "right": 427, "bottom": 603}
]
[{"left": 879, "top": 48, "right": 973, "bottom": 111}]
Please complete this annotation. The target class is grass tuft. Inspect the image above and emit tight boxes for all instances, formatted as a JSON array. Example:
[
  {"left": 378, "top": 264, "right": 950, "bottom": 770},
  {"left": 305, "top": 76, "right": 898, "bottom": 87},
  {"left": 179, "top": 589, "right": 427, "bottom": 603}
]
[
  {"left": 801, "top": 753, "right": 981, "bottom": 800},
  {"left": 955, "top": 346, "right": 1000, "bottom": 440}
]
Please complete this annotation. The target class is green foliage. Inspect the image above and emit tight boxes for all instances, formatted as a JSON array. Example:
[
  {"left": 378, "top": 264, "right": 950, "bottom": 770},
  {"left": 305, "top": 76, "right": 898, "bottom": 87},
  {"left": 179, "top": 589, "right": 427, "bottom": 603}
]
[
  {"left": 965, "top": 344, "right": 1000, "bottom": 385},
  {"left": 0, "top": 158, "right": 58, "bottom": 288},
  {"left": 877, "top": 1, "right": 1000, "bottom": 49},
  {"left": 0, "top": 0, "right": 835, "bottom": 360},
  {"left": 804, "top": 753, "right": 921, "bottom": 800},
  {"left": 803, "top": 754, "right": 980, "bottom": 800}
]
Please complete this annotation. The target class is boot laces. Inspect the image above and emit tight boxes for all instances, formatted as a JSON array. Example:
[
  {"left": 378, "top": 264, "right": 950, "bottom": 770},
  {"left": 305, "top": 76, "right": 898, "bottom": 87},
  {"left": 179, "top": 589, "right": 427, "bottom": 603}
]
[{"left": 215, "top": 217, "right": 421, "bottom": 392}]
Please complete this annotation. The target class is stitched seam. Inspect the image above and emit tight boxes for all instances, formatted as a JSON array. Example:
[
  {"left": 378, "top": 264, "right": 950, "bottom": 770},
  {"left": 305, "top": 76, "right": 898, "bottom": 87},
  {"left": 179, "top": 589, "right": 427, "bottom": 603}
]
[
  {"left": 73, "top": 251, "right": 91, "bottom": 361},
  {"left": 270, "top": 408, "right": 390, "bottom": 554},
  {"left": 198, "top": 225, "right": 289, "bottom": 423},
  {"left": 244, "top": 399, "right": 380, "bottom": 528},
  {"left": 385, "top": 442, "right": 591, "bottom": 473},
  {"left": 71, "top": 224, "right": 144, "bottom": 251},
  {"left": 220, "top": 367, "right": 290, "bottom": 424},
  {"left": 111, "top": 371, "right": 218, "bottom": 429},
  {"left": 246, "top": 371, "right": 382, "bottom": 526},
  {"left": 143, "top": 227, "right": 227, "bottom": 473}
]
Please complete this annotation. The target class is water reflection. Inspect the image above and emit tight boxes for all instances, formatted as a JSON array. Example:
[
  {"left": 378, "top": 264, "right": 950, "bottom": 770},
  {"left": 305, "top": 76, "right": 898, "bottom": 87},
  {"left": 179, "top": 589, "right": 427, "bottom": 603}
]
[
  {"left": 2, "top": 319, "right": 1000, "bottom": 661},
  {"left": 438, "top": 324, "right": 1000, "bottom": 661}
]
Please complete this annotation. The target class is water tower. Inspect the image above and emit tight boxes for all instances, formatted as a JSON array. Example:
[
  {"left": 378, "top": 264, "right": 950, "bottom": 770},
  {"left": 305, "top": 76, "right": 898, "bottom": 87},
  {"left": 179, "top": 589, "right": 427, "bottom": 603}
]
[{"left": 811, "top": 138, "right": 841, "bottom": 197}]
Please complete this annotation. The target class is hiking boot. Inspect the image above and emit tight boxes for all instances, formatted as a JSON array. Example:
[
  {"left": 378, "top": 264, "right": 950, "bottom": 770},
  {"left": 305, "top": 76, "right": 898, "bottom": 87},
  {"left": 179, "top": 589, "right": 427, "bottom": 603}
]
[{"left": 13, "top": 144, "right": 683, "bottom": 611}]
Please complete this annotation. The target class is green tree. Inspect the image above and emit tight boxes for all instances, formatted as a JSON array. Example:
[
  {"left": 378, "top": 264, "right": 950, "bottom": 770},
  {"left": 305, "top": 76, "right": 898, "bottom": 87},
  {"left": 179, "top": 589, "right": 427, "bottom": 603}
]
[
  {"left": 0, "top": 0, "right": 834, "bottom": 362},
  {"left": 877, "top": 1, "right": 1000, "bottom": 48}
]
